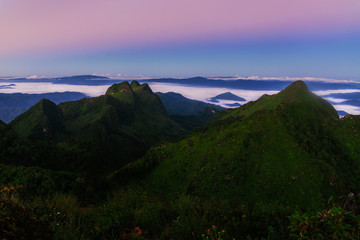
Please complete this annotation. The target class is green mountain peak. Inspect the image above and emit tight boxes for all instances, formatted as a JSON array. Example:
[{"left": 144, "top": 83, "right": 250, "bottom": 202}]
[
  {"left": 105, "top": 81, "right": 156, "bottom": 106},
  {"left": 278, "top": 80, "right": 311, "bottom": 102},
  {"left": 130, "top": 81, "right": 154, "bottom": 95},
  {"left": 10, "top": 99, "right": 63, "bottom": 138},
  {"left": 130, "top": 80, "right": 140, "bottom": 87},
  {"left": 279, "top": 81, "right": 338, "bottom": 119},
  {"left": 105, "top": 81, "right": 135, "bottom": 104},
  {"left": 283, "top": 80, "right": 309, "bottom": 91},
  {"left": 137, "top": 83, "right": 152, "bottom": 93},
  {"left": 215, "top": 81, "right": 338, "bottom": 121}
]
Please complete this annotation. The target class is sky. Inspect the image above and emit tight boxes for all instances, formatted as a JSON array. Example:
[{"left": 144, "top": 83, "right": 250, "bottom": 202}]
[{"left": 0, "top": 0, "right": 360, "bottom": 79}]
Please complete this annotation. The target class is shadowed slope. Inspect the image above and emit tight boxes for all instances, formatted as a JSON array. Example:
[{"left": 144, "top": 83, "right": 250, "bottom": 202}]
[
  {"left": 6, "top": 81, "right": 184, "bottom": 173},
  {"left": 10, "top": 99, "right": 64, "bottom": 138}
]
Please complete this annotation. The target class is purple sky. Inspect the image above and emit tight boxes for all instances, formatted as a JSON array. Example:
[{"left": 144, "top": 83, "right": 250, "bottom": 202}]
[{"left": 1, "top": 0, "right": 360, "bottom": 79}]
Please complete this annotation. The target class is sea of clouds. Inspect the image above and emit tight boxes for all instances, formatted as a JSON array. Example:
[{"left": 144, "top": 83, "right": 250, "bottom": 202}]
[{"left": 1, "top": 78, "right": 360, "bottom": 117}]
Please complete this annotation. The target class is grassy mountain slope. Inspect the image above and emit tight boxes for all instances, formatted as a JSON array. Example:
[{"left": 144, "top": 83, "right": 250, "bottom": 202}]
[
  {"left": 215, "top": 81, "right": 338, "bottom": 121},
  {"left": 0, "top": 120, "right": 6, "bottom": 130},
  {"left": 122, "top": 81, "right": 360, "bottom": 223},
  {"left": 156, "top": 92, "right": 224, "bottom": 115}
]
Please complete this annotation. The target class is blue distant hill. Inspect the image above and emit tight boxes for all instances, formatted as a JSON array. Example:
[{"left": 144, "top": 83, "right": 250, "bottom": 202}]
[
  {"left": 53, "top": 75, "right": 117, "bottom": 85},
  {"left": 225, "top": 102, "right": 242, "bottom": 107},
  {"left": 337, "top": 110, "right": 349, "bottom": 117},
  {"left": 209, "top": 92, "right": 246, "bottom": 103}
]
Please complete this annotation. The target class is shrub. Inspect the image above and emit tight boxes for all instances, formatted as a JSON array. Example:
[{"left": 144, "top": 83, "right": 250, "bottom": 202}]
[
  {"left": 289, "top": 200, "right": 360, "bottom": 239},
  {"left": 0, "top": 185, "right": 53, "bottom": 239}
]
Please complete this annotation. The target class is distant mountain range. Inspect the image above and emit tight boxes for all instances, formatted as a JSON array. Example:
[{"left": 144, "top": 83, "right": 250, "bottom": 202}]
[
  {"left": 2, "top": 75, "right": 360, "bottom": 116},
  {"left": 0, "top": 75, "right": 113, "bottom": 85},
  {"left": 2, "top": 75, "right": 360, "bottom": 91}
]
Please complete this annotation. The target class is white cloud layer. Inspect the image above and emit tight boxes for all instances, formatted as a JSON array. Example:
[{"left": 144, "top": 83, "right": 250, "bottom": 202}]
[
  {"left": 323, "top": 97, "right": 348, "bottom": 103},
  {"left": 314, "top": 89, "right": 360, "bottom": 96},
  {"left": 149, "top": 83, "right": 279, "bottom": 102},
  {"left": 333, "top": 104, "right": 360, "bottom": 116},
  {"left": 2, "top": 82, "right": 360, "bottom": 116}
]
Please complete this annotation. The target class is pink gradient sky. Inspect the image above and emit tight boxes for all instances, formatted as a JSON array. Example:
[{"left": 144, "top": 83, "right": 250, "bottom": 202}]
[{"left": 1, "top": 0, "right": 360, "bottom": 57}]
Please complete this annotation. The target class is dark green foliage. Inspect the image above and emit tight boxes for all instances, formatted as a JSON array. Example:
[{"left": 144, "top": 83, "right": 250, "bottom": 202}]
[
  {"left": 0, "top": 164, "right": 110, "bottom": 204},
  {"left": 288, "top": 199, "right": 360, "bottom": 239},
  {"left": 2, "top": 81, "right": 360, "bottom": 239},
  {"left": 0, "top": 185, "right": 54, "bottom": 239},
  {"left": 169, "top": 106, "right": 222, "bottom": 131},
  {"left": 0, "top": 120, "right": 6, "bottom": 128},
  {"left": 2, "top": 81, "right": 184, "bottom": 174}
]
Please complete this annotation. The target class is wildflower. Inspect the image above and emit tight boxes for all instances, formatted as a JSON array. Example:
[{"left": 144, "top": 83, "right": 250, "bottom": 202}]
[
  {"left": 57, "top": 211, "right": 61, "bottom": 215},
  {"left": 1, "top": 186, "right": 10, "bottom": 192},
  {"left": 212, "top": 225, "right": 216, "bottom": 228},
  {"left": 134, "top": 227, "right": 142, "bottom": 236}
]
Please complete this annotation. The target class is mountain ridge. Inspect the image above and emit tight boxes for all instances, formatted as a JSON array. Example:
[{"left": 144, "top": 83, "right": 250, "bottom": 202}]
[
  {"left": 117, "top": 81, "right": 359, "bottom": 217},
  {"left": 5, "top": 81, "right": 184, "bottom": 173}
]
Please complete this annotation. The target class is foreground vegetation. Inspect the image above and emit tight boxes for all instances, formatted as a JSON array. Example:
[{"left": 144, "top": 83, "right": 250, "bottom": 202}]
[{"left": 2, "top": 183, "right": 360, "bottom": 239}]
